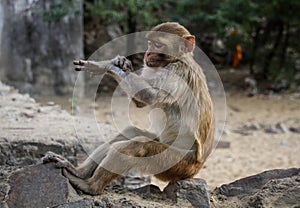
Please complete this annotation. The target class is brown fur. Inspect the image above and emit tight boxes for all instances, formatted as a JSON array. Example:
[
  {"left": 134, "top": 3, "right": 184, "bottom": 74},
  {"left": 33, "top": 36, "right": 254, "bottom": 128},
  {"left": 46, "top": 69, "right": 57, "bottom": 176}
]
[{"left": 42, "top": 22, "right": 215, "bottom": 195}]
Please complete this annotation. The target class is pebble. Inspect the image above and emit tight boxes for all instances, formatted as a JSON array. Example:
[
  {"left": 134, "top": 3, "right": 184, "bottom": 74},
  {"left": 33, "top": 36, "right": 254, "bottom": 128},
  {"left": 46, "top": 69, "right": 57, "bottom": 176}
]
[
  {"left": 265, "top": 126, "right": 282, "bottom": 134},
  {"left": 279, "top": 140, "right": 288, "bottom": 146},
  {"left": 265, "top": 123, "right": 289, "bottom": 134},
  {"left": 244, "top": 122, "right": 262, "bottom": 130},
  {"left": 290, "top": 126, "right": 300, "bottom": 133},
  {"left": 46, "top": 101, "right": 55, "bottom": 106},
  {"left": 275, "top": 123, "right": 289, "bottom": 133}
]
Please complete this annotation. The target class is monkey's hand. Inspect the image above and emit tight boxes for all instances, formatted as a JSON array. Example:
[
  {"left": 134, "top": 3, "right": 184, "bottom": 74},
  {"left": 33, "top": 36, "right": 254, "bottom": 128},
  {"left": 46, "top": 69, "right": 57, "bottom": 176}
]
[
  {"left": 111, "top": 55, "right": 133, "bottom": 73},
  {"left": 73, "top": 59, "right": 112, "bottom": 76}
]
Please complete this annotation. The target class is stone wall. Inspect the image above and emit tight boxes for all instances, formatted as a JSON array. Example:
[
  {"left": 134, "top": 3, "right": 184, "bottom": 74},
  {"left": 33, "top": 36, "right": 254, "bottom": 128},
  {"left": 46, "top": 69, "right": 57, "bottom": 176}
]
[{"left": 0, "top": 0, "right": 84, "bottom": 95}]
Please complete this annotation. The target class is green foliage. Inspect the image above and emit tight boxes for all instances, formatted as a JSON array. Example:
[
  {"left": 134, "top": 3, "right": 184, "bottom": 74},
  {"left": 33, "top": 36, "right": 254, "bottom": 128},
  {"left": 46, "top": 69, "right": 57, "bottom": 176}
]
[
  {"left": 43, "top": 0, "right": 300, "bottom": 88},
  {"left": 69, "top": 97, "right": 78, "bottom": 115},
  {"left": 84, "top": 0, "right": 171, "bottom": 32},
  {"left": 172, "top": 0, "right": 300, "bottom": 87},
  {"left": 43, "top": 0, "right": 81, "bottom": 22}
]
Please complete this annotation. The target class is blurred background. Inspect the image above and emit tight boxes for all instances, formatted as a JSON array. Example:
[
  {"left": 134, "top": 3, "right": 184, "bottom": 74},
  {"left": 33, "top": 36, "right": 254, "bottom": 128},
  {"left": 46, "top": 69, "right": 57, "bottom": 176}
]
[{"left": 0, "top": 0, "right": 299, "bottom": 97}]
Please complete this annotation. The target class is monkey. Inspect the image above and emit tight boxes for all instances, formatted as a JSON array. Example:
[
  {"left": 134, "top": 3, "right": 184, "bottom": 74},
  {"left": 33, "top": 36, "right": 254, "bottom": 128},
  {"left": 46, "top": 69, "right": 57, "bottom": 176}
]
[{"left": 42, "top": 22, "right": 215, "bottom": 195}]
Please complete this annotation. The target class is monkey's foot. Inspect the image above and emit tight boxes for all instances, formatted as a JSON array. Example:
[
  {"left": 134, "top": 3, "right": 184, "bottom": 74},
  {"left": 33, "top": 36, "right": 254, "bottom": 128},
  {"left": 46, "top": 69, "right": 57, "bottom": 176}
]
[
  {"left": 62, "top": 169, "right": 101, "bottom": 196},
  {"left": 41, "top": 151, "right": 70, "bottom": 168}
]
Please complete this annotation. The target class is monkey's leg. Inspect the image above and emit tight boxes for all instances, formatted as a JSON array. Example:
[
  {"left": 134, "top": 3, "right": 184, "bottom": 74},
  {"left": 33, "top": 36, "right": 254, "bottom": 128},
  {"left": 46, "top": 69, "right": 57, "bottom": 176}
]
[
  {"left": 43, "top": 126, "right": 157, "bottom": 179},
  {"left": 62, "top": 137, "right": 187, "bottom": 195},
  {"left": 75, "top": 127, "right": 156, "bottom": 179},
  {"left": 109, "top": 126, "right": 157, "bottom": 144},
  {"left": 42, "top": 151, "right": 98, "bottom": 179}
]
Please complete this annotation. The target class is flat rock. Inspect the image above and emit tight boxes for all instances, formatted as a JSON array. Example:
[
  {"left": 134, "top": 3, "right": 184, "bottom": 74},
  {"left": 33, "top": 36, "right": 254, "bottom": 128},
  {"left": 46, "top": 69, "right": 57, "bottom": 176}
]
[
  {"left": 216, "top": 141, "right": 230, "bottom": 149},
  {"left": 0, "top": 82, "right": 117, "bottom": 166},
  {"left": 134, "top": 178, "right": 210, "bottom": 208},
  {"left": 3, "top": 163, "right": 300, "bottom": 208},
  {"left": 2, "top": 164, "right": 208, "bottom": 208},
  {"left": 290, "top": 126, "right": 300, "bottom": 133},
  {"left": 211, "top": 168, "right": 300, "bottom": 208},
  {"left": 6, "top": 163, "right": 73, "bottom": 208},
  {"left": 169, "top": 178, "right": 210, "bottom": 208}
]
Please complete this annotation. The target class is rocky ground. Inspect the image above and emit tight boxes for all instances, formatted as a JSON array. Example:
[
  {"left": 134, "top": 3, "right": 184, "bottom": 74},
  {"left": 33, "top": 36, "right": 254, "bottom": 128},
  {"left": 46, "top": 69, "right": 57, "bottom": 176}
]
[{"left": 1, "top": 81, "right": 300, "bottom": 207}]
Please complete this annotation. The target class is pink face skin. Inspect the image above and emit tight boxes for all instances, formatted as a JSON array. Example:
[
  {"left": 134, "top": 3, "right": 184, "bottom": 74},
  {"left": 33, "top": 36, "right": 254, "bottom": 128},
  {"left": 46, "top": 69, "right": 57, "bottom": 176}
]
[{"left": 144, "top": 40, "right": 168, "bottom": 67}]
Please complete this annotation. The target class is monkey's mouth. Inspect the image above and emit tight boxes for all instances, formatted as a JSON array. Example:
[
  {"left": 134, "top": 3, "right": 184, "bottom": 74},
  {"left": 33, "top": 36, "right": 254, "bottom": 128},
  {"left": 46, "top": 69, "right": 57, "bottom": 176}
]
[
  {"left": 146, "top": 60, "right": 162, "bottom": 67},
  {"left": 145, "top": 56, "right": 166, "bottom": 67}
]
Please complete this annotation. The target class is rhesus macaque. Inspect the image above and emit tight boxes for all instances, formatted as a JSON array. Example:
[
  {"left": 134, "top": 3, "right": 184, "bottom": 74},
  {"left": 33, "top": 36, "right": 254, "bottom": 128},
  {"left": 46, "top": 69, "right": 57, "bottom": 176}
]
[{"left": 42, "top": 22, "right": 215, "bottom": 195}]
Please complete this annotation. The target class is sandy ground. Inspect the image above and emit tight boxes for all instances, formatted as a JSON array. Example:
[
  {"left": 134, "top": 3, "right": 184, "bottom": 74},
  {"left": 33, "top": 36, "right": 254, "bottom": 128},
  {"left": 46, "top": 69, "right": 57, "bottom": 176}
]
[
  {"left": 36, "top": 92, "right": 300, "bottom": 189},
  {"left": 201, "top": 94, "right": 300, "bottom": 188}
]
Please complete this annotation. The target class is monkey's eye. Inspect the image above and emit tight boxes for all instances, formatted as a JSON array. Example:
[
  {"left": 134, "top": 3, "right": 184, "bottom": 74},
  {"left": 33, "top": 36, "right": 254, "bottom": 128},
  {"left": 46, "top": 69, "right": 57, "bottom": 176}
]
[
  {"left": 148, "top": 40, "right": 163, "bottom": 49},
  {"left": 153, "top": 42, "right": 163, "bottom": 49}
]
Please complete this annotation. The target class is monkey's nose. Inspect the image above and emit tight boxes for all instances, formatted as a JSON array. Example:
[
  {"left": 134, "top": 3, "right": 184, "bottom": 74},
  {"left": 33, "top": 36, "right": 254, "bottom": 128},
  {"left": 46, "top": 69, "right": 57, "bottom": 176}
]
[{"left": 146, "top": 52, "right": 155, "bottom": 57}]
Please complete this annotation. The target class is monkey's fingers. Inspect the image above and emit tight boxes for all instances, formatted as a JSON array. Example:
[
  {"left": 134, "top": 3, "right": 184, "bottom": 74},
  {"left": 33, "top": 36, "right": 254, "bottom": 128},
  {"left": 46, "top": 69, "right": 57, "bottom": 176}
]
[
  {"left": 73, "top": 60, "right": 84, "bottom": 72},
  {"left": 73, "top": 60, "right": 103, "bottom": 69},
  {"left": 73, "top": 60, "right": 90, "bottom": 72},
  {"left": 73, "top": 60, "right": 86, "bottom": 66},
  {"left": 73, "top": 60, "right": 111, "bottom": 75}
]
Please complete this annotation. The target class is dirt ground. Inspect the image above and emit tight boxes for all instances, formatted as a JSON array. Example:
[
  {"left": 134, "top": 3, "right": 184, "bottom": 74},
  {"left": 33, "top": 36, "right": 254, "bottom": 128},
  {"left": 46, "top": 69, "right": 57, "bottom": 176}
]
[
  {"left": 200, "top": 93, "right": 300, "bottom": 189},
  {"left": 36, "top": 91, "right": 300, "bottom": 190}
]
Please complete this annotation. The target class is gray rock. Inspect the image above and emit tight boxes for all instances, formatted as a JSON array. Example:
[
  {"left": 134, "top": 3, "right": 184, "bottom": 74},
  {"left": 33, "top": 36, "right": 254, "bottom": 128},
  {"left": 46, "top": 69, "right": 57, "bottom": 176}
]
[
  {"left": 265, "top": 126, "right": 283, "bottom": 134},
  {"left": 132, "top": 178, "right": 210, "bottom": 207},
  {"left": 290, "top": 126, "right": 300, "bottom": 133},
  {"left": 216, "top": 141, "right": 231, "bottom": 149},
  {"left": 275, "top": 122, "right": 289, "bottom": 133},
  {"left": 265, "top": 123, "right": 289, "bottom": 134},
  {"left": 1, "top": 164, "right": 205, "bottom": 208},
  {"left": 7, "top": 163, "right": 71, "bottom": 208},
  {"left": 3, "top": 163, "right": 300, "bottom": 208},
  {"left": 178, "top": 179, "right": 210, "bottom": 208},
  {"left": 232, "top": 128, "right": 255, "bottom": 136},
  {"left": 56, "top": 200, "right": 95, "bottom": 208},
  {"left": 0, "top": 82, "right": 117, "bottom": 166},
  {"left": 232, "top": 122, "right": 264, "bottom": 136},
  {"left": 211, "top": 168, "right": 300, "bottom": 208},
  {"left": 241, "top": 122, "right": 262, "bottom": 131}
]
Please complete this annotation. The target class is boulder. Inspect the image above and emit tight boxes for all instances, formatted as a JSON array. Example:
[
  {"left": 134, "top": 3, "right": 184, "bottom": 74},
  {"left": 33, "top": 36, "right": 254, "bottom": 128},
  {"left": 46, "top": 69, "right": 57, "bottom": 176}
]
[
  {"left": 165, "top": 178, "right": 210, "bottom": 208},
  {"left": 0, "top": 82, "right": 117, "bottom": 166},
  {"left": 211, "top": 168, "right": 300, "bottom": 208},
  {"left": 2, "top": 163, "right": 208, "bottom": 208},
  {"left": 134, "top": 178, "right": 211, "bottom": 208},
  {"left": 6, "top": 163, "right": 74, "bottom": 208}
]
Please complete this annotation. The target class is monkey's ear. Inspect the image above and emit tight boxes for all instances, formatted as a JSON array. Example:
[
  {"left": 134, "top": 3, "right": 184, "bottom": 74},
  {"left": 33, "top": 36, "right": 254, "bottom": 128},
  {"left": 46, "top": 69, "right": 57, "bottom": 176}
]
[{"left": 183, "top": 35, "right": 195, "bottom": 53}]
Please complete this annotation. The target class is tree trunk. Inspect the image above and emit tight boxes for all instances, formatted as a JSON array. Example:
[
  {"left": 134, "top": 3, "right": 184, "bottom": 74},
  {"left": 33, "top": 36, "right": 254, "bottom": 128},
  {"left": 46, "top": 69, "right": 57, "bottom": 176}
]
[
  {"left": 279, "top": 23, "right": 290, "bottom": 70},
  {"left": 126, "top": 9, "right": 137, "bottom": 60},
  {"left": 262, "top": 22, "right": 283, "bottom": 80},
  {"left": 249, "top": 27, "right": 261, "bottom": 74}
]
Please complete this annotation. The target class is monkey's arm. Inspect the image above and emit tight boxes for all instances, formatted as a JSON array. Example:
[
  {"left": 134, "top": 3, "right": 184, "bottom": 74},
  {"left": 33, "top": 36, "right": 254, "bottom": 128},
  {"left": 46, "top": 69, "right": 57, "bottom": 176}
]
[
  {"left": 73, "top": 57, "right": 170, "bottom": 106},
  {"left": 73, "top": 60, "right": 118, "bottom": 76}
]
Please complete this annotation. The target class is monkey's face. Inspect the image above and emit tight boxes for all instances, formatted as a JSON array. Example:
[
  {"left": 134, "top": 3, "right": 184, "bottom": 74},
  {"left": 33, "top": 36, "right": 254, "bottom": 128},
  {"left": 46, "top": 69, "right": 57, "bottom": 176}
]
[{"left": 144, "top": 39, "right": 177, "bottom": 68}]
